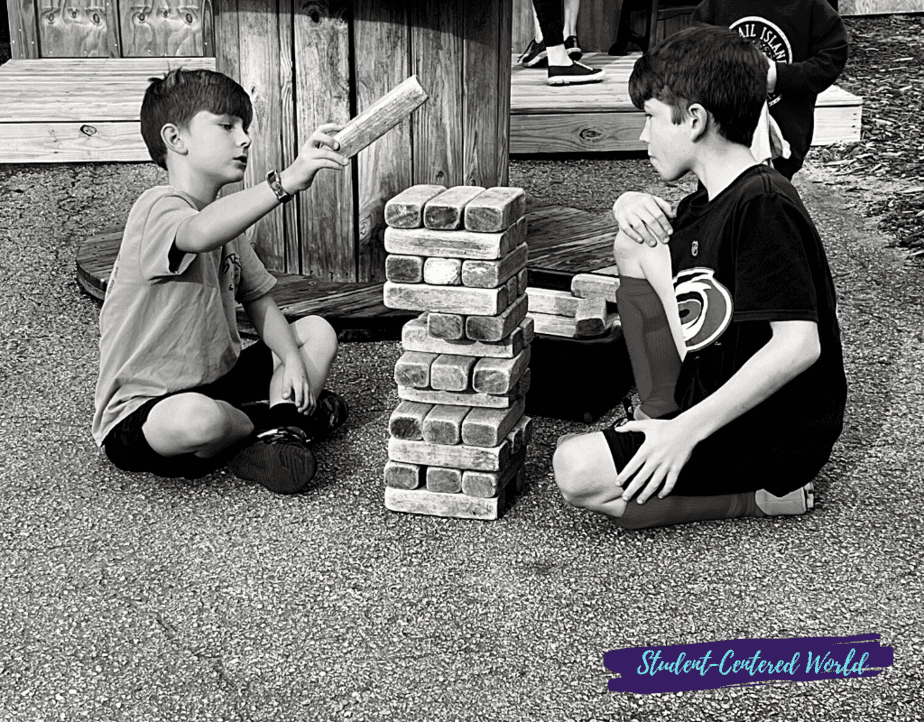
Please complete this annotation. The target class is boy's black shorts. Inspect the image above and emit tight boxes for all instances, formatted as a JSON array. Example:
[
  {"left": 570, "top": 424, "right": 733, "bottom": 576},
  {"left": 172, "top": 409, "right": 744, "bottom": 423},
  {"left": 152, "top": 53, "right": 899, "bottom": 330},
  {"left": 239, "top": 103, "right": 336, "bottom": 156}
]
[
  {"left": 102, "top": 342, "right": 274, "bottom": 478},
  {"left": 601, "top": 417, "right": 839, "bottom": 498}
]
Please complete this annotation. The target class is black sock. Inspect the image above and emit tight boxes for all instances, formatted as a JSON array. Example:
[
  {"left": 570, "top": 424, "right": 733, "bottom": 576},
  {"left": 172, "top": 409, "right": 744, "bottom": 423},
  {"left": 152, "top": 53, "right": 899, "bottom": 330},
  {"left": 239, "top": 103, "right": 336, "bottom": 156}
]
[
  {"left": 616, "top": 275, "right": 682, "bottom": 419},
  {"left": 267, "top": 402, "right": 305, "bottom": 432}
]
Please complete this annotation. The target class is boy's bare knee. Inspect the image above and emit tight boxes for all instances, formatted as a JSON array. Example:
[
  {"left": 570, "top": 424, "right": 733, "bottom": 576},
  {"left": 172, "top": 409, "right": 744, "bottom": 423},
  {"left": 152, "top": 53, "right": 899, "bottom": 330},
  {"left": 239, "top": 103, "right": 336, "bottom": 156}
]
[
  {"left": 293, "top": 315, "right": 338, "bottom": 357},
  {"left": 552, "top": 441, "right": 590, "bottom": 507},
  {"left": 175, "top": 396, "right": 232, "bottom": 447}
]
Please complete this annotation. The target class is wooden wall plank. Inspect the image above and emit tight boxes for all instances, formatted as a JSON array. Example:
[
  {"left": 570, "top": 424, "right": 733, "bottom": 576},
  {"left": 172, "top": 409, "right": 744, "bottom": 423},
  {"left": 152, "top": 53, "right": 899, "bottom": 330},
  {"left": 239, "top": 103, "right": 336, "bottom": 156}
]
[
  {"left": 277, "top": 0, "right": 299, "bottom": 274},
  {"left": 293, "top": 0, "right": 355, "bottom": 281},
  {"left": 511, "top": 0, "right": 534, "bottom": 57},
  {"left": 353, "top": 0, "right": 410, "bottom": 282},
  {"left": 0, "top": 120, "right": 152, "bottom": 162},
  {"left": 37, "top": 0, "right": 118, "bottom": 57},
  {"left": 510, "top": 111, "right": 646, "bottom": 154},
  {"left": 7, "top": 0, "right": 40, "bottom": 58},
  {"left": 411, "top": 0, "right": 464, "bottom": 187},
  {"left": 212, "top": 0, "right": 239, "bottom": 80},
  {"left": 118, "top": 0, "right": 207, "bottom": 57},
  {"left": 496, "top": 0, "right": 513, "bottom": 186},
  {"left": 464, "top": 0, "right": 501, "bottom": 188}
]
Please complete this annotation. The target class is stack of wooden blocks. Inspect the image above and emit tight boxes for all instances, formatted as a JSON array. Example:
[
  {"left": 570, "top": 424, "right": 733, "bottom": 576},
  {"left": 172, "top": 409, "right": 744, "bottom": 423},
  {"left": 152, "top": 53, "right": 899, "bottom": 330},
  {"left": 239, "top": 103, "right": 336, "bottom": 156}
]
[
  {"left": 381, "top": 184, "right": 534, "bottom": 520},
  {"left": 526, "top": 270, "right": 621, "bottom": 339}
]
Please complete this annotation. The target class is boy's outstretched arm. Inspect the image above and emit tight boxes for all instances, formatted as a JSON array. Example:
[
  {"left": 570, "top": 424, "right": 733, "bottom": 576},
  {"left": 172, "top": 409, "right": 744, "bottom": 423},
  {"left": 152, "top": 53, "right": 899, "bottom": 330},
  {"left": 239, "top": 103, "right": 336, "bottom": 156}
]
[
  {"left": 615, "top": 319, "right": 821, "bottom": 503},
  {"left": 175, "top": 124, "right": 348, "bottom": 255}
]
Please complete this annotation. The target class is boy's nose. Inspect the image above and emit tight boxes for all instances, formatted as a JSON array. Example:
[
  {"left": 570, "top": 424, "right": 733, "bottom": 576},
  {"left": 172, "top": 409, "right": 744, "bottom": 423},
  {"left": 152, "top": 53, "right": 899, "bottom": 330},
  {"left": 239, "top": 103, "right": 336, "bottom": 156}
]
[
  {"left": 238, "top": 131, "right": 251, "bottom": 147},
  {"left": 639, "top": 119, "right": 650, "bottom": 143}
]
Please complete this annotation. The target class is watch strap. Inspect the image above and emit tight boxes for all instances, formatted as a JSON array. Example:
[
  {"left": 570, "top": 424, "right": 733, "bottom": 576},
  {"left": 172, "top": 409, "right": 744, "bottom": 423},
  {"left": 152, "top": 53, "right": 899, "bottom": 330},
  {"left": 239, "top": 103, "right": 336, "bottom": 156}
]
[{"left": 266, "top": 169, "right": 293, "bottom": 204}]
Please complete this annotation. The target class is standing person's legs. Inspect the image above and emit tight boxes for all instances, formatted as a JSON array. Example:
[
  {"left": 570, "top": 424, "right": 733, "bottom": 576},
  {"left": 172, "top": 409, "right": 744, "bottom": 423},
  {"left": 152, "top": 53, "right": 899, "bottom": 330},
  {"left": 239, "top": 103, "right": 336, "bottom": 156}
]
[{"left": 533, "top": 0, "right": 603, "bottom": 84}]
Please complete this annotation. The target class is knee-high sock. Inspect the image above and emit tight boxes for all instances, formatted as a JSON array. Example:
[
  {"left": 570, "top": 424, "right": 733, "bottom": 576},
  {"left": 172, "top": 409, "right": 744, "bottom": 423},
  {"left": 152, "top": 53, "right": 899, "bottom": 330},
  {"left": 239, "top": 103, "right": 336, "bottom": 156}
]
[
  {"left": 616, "top": 275, "right": 682, "bottom": 419},
  {"left": 615, "top": 493, "right": 762, "bottom": 530}
]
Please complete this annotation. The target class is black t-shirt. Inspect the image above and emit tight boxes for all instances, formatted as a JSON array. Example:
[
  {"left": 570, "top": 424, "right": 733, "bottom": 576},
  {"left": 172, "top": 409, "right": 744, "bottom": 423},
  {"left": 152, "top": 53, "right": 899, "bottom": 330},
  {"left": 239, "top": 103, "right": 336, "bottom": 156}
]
[{"left": 669, "top": 165, "right": 846, "bottom": 447}]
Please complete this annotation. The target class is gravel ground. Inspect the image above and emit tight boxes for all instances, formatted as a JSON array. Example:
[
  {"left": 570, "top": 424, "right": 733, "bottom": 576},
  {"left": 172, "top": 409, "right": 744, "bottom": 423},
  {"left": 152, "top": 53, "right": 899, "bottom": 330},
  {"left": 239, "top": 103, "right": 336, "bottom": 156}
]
[{"left": 2, "top": 16, "right": 924, "bottom": 721}]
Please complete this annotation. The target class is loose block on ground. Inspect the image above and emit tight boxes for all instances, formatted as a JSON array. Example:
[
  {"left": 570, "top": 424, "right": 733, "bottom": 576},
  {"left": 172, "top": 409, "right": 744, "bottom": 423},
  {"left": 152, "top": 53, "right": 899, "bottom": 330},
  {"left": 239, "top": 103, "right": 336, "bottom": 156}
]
[
  {"left": 575, "top": 296, "right": 608, "bottom": 337},
  {"left": 526, "top": 287, "right": 581, "bottom": 316},
  {"left": 571, "top": 273, "right": 621, "bottom": 303},
  {"left": 385, "top": 184, "right": 447, "bottom": 228},
  {"left": 384, "top": 281, "right": 506, "bottom": 316},
  {"left": 424, "top": 186, "right": 486, "bottom": 230},
  {"left": 384, "top": 217, "right": 526, "bottom": 260},
  {"left": 464, "top": 187, "right": 527, "bottom": 233}
]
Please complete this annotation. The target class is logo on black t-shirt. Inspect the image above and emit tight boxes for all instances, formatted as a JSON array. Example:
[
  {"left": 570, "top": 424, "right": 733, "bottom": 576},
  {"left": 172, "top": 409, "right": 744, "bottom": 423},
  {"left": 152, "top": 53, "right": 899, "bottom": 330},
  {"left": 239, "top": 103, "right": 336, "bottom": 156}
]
[
  {"left": 730, "top": 16, "right": 792, "bottom": 106},
  {"left": 673, "top": 268, "right": 733, "bottom": 352}
]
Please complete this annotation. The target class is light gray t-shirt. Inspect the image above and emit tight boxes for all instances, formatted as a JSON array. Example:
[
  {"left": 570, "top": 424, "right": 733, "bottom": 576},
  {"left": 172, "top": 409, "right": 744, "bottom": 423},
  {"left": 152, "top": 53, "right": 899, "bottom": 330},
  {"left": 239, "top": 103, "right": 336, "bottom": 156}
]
[{"left": 92, "top": 185, "right": 276, "bottom": 446}]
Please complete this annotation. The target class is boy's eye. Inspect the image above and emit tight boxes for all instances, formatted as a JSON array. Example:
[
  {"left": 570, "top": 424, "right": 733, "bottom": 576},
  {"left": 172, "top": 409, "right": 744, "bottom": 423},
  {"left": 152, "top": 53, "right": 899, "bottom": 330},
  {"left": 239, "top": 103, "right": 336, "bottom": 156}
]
[{"left": 221, "top": 124, "right": 233, "bottom": 130}]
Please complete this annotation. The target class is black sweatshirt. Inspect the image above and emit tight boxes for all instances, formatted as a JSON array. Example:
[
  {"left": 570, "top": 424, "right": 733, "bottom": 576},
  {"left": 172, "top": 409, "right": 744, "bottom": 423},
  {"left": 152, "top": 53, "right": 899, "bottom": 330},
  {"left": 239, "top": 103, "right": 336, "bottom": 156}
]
[{"left": 692, "top": 0, "right": 849, "bottom": 176}]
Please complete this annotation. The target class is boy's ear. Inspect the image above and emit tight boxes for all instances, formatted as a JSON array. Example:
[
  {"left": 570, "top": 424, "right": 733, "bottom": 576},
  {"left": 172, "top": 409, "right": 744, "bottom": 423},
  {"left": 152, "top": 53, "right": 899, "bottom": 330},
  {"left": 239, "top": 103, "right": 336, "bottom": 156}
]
[
  {"left": 687, "top": 103, "right": 710, "bottom": 143},
  {"left": 160, "top": 123, "right": 188, "bottom": 156}
]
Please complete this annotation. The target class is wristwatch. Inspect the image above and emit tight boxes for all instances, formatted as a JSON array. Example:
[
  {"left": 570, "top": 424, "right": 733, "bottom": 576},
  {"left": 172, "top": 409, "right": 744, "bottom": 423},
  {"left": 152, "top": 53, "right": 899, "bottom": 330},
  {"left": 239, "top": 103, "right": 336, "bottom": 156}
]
[{"left": 266, "top": 169, "right": 293, "bottom": 204}]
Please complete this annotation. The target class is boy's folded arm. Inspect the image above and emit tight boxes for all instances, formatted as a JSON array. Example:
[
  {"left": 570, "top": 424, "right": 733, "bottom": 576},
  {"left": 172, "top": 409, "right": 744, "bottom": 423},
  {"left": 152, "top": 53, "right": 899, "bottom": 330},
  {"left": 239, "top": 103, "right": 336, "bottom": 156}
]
[{"left": 174, "top": 183, "right": 281, "bottom": 254}]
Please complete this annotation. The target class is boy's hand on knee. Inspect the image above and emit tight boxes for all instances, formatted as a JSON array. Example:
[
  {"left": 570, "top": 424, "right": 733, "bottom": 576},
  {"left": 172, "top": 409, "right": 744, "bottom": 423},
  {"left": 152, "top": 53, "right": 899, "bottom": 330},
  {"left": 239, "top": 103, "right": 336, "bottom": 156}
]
[
  {"left": 613, "top": 192, "right": 675, "bottom": 247},
  {"left": 613, "top": 418, "right": 698, "bottom": 504},
  {"left": 282, "top": 354, "right": 316, "bottom": 414},
  {"left": 281, "top": 123, "right": 349, "bottom": 193}
]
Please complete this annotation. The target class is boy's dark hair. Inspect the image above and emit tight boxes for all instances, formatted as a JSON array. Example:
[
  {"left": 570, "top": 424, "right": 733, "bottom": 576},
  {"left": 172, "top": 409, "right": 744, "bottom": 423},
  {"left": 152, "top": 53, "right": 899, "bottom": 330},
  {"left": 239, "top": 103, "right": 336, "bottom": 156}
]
[
  {"left": 140, "top": 68, "right": 253, "bottom": 169},
  {"left": 628, "top": 26, "right": 766, "bottom": 147}
]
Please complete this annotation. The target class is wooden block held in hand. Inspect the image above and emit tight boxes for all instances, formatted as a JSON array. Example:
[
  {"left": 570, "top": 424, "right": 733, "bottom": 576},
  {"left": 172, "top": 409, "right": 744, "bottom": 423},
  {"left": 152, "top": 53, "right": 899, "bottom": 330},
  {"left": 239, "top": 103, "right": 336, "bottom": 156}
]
[
  {"left": 423, "top": 257, "right": 462, "bottom": 285},
  {"left": 571, "top": 273, "right": 621, "bottom": 303},
  {"left": 575, "top": 296, "right": 608, "bottom": 337},
  {"left": 462, "top": 449, "right": 526, "bottom": 498},
  {"left": 461, "top": 397, "right": 526, "bottom": 448},
  {"left": 465, "top": 294, "right": 528, "bottom": 343},
  {"left": 385, "top": 254, "right": 423, "bottom": 283},
  {"left": 461, "top": 243, "right": 528, "bottom": 289},
  {"left": 430, "top": 354, "right": 476, "bottom": 392},
  {"left": 388, "top": 436, "right": 510, "bottom": 472},
  {"left": 422, "top": 404, "right": 470, "bottom": 445},
  {"left": 526, "top": 287, "right": 580, "bottom": 317},
  {"left": 384, "top": 281, "right": 506, "bottom": 316},
  {"left": 394, "top": 351, "right": 437, "bottom": 388},
  {"left": 428, "top": 312, "right": 465, "bottom": 340},
  {"left": 424, "top": 186, "right": 486, "bottom": 230},
  {"left": 384, "top": 216, "right": 526, "bottom": 260},
  {"left": 464, "top": 187, "right": 527, "bottom": 233},
  {"left": 386, "top": 185, "right": 447, "bottom": 228},
  {"left": 384, "top": 460, "right": 424, "bottom": 489},
  {"left": 389, "top": 401, "right": 433, "bottom": 440},
  {"left": 334, "top": 75, "right": 429, "bottom": 159},
  {"left": 426, "top": 467, "right": 463, "bottom": 493},
  {"left": 402, "top": 316, "right": 532, "bottom": 359},
  {"left": 472, "top": 347, "right": 531, "bottom": 395}
]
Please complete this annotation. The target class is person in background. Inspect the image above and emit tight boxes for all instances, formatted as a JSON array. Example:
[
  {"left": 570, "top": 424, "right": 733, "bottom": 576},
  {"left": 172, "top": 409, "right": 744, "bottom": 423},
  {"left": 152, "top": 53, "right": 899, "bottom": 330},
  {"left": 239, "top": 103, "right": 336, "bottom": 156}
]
[{"left": 517, "top": 0, "right": 606, "bottom": 86}]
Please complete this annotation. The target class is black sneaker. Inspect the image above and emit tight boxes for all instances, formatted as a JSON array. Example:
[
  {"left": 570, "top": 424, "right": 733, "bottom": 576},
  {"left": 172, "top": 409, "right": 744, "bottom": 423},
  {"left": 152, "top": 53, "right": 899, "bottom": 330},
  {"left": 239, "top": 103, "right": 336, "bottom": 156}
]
[
  {"left": 565, "top": 35, "right": 582, "bottom": 60},
  {"left": 518, "top": 38, "right": 548, "bottom": 67},
  {"left": 228, "top": 426, "right": 317, "bottom": 494},
  {"left": 305, "top": 390, "right": 349, "bottom": 441},
  {"left": 547, "top": 61, "right": 605, "bottom": 86}
]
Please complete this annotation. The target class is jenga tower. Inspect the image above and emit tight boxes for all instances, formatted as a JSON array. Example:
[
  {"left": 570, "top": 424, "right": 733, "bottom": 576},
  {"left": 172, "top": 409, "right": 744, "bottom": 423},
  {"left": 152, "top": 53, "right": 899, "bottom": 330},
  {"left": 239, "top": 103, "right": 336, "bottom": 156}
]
[{"left": 381, "top": 185, "right": 534, "bottom": 520}]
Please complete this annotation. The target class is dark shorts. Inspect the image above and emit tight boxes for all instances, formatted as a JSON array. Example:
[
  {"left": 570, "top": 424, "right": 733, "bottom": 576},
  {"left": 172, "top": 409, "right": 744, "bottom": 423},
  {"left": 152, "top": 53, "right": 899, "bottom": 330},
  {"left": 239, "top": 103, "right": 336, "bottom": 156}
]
[
  {"left": 102, "top": 342, "right": 274, "bottom": 478},
  {"left": 602, "top": 419, "right": 838, "bottom": 497}
]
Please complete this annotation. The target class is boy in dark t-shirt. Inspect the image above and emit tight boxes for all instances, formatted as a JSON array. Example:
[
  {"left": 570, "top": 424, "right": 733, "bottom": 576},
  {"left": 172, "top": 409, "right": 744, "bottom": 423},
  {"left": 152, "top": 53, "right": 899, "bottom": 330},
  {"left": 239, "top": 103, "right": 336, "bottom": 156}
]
[{"left": 553, "top": 26, "right": 846, "bottom": 529}]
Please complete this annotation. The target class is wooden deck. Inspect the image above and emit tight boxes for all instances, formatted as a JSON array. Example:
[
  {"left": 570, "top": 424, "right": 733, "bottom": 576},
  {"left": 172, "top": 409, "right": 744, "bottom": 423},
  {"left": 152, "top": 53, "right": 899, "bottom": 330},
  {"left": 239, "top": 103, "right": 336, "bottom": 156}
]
[
  {"left": 510, "top": 53, "right": 863, "bottom": 155},
  {"left": 76, "top": 206, "right": 618, "bottom": 334}
]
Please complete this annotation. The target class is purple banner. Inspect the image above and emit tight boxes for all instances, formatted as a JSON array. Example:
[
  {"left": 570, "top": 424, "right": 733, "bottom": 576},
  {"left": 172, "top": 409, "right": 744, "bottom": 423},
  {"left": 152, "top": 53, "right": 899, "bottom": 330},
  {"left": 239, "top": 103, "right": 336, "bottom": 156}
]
[{"left": 606, "top": 634, "right": 893, "bottom": 694}]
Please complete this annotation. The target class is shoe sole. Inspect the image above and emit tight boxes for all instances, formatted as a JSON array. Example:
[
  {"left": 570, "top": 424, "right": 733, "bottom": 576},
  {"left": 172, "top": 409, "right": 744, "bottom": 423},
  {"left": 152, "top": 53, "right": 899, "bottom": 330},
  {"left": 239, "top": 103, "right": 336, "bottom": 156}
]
[
  {"left": 228, "top": 442, "right": 317, "bottom": 495},
  {"left": 521, "top": 51, "right": 548, "bottom": 68},
  {"left": 547, "top": 74, "right": 604, "bottom": 86}
]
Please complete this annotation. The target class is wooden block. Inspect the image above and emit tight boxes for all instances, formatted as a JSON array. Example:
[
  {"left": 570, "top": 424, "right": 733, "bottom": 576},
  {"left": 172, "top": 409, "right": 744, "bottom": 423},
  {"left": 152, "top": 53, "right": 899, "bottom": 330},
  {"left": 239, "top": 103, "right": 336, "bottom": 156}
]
[
  {"left": 388, "top": 437, "right": 510, "bottom": 472},
  {"left": 389, "top": 401, "right": 433, "bottom": 440},
  {"left": 517, "top": 268, "right": 528, "bottom": 297},
  {"left": 384, "top": 216, "right": 527, "bottom": 260},
  {"left": 423, "top": 257, "right": 462, "bottom": 285},
  {"left": 385, "top": 254, "right": 424, "bottom": 283},
  {"left": 575, "top": 296, "right": 608, "bottom": 337},
  {"left": 384, "top": 281, "right": 507, "bottom": 316},
  {"left": 384, "top": 460, "right": 424, "bottom": 490},
  {"left": 430, "top": 354, "right": 476, "bottom": 392},
  {"left": 526, "top": 287, "right": 580, "bottom": 317},
  {"left": 384, "top": 485, "right": 511, "bottom": 520},
  {"left": 394, "top": 351, "right": 437, "bottom": 388},
  {"left": 460, "top": 243, "right": 528, "bottom": 289},
  {"left": 402, "top": 316, "right": 532, "bottom": 359},
  {"left": 398, "top": 370, "right": 530, "bottom": 409},
  {"left": 428, "top": 312, "right": 465, "bottom": 340},
  {"left": 426, "top": 466, "right": 463, "bottom": 493},
  {"left": 385, "top": 184, "right": 446, "bottom": 228},
  {"left": 422, "top": 404, "right": 471, "bottom": 445},
  {"left": 465, "top": 295, "right": 528, "bottom": 343},
  {"left": 472, "top": 347, "right": 532, "bottom": 395},
  {"left": 462, "top": 449, "right": 526, "bottom": 498},
  {"left": 505, "top": 275, "right": 519, "bottom": 308},
  {"left": 592, "top": 264, "right": 620, "bottom": 277},
  {"left": 334, "top": 75, "right": 429, "bottom": 159},
  {"left": 571, "top": 273, "right": 621, "bottom": 303},
  {"left": 461, "top": 397, "right": 527, "bottom": 448},
  {"left": 529, "top": 311, "right": 619, "bottom": 339},
  {"left": 463, "top": 187, "right": 527, "bottom": 233},
  {"left": 423, "top": 186, "right": 486, "bottom": 230},
  {"left": 507, "top": 415, "right": 534, "bottom": 456}
]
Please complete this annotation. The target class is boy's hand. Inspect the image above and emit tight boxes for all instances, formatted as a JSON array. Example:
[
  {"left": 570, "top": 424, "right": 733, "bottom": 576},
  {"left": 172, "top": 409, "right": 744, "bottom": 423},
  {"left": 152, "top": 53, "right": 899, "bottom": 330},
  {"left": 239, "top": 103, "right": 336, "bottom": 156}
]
[
  {"left": 613, "top": 417, "right": 702, "bottom": 503},
  {"left": 613, "top": 192, "right": 675, "bottom": 246},
  {"left": 280, "top": 123, "right": 349, "bottom": 193},
  {"left": 281, "top": 353, "right": 316, "bottom": 414}
]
